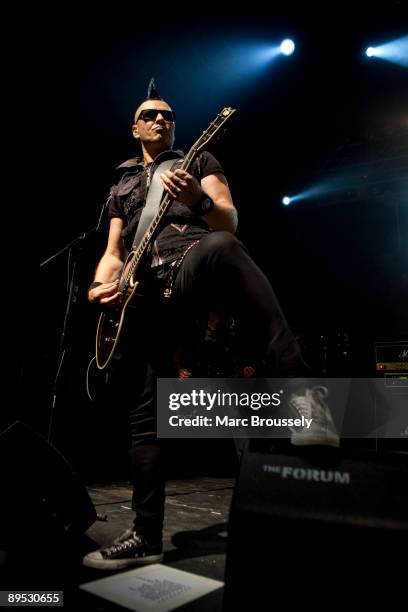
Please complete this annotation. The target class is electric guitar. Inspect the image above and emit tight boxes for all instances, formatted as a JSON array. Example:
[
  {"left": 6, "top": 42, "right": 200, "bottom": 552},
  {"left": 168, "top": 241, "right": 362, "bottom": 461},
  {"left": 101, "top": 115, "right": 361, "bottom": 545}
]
[{"left": 95, "top": 106, "right": 236, "bottom": 370}]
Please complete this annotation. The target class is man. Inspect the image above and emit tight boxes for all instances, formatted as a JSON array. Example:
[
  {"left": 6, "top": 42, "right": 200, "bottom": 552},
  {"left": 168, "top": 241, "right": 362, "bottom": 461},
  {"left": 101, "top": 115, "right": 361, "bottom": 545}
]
[{"left": 83, "top": 80, "right": 337, "bottom": 570}]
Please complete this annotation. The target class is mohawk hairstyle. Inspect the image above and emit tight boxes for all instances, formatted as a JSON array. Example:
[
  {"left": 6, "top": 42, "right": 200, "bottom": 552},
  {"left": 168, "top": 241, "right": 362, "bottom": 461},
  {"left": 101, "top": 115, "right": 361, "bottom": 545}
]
[
  {"left": 145, "top": 77, "right": 162, "bottom": 101},
  {"left": 134, "top": 77, "right": 172, "bottom": 123}
]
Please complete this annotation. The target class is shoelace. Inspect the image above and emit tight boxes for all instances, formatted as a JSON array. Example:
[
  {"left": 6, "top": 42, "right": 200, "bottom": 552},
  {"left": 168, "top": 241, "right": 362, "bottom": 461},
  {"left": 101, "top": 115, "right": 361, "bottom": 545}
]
[
  {"left": 103, "top": 534, "right": 143, "bottom": 556},
  {"left": 289, "top": 390, "right": 312, "bottom": 419},
  {"left": 289, "top": 386, "right": 337, "bottom": 436}
]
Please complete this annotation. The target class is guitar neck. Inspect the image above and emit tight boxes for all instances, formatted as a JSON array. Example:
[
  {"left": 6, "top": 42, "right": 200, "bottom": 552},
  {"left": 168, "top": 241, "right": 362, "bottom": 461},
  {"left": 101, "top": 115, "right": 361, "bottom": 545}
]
[{"left": 125, "top": 147, "right": 199, "bottom": 279}]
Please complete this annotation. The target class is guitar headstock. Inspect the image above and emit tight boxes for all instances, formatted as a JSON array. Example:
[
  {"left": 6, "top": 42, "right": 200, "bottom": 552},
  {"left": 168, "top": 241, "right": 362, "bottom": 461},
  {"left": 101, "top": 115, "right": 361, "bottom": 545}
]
[{"left": 192, "top": 107, "right": 237, "bottom": 154}]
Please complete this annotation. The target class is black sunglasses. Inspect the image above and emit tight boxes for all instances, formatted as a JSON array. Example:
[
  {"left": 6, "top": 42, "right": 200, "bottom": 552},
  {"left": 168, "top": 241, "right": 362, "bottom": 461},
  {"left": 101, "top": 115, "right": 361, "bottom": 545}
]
[{"left": 137, "top": 108, "right": 176, "bottom": 122}]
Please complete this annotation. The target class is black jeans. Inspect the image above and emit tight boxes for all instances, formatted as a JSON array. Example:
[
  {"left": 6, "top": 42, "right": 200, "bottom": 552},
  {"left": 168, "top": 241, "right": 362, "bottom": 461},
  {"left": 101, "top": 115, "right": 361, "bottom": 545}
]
[
  {"left": 117, "top": 232, "right": 306, "bottom": 541},
  {"left": 172, "top": 232, "right": 305, "bottom": 373}
]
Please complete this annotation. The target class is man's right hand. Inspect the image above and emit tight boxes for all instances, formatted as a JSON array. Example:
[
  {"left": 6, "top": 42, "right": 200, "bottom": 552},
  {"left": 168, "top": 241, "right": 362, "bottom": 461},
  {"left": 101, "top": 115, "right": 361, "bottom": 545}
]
[{"left": 88, "top": 280, "right": 123, "bottom": 306}]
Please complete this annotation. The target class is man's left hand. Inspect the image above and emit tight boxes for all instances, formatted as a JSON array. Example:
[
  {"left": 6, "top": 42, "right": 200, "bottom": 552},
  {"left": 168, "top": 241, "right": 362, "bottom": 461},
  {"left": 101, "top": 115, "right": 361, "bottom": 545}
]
[{"left": 161, "top": 169, "right": 203, "bottom": 207}]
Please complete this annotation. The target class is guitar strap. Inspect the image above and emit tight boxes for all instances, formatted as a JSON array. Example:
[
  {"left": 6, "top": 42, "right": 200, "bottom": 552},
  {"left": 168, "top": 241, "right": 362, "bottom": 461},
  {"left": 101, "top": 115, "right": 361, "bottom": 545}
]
[{"left": 131, "top": 158, "right": 181, "bottom": 252}]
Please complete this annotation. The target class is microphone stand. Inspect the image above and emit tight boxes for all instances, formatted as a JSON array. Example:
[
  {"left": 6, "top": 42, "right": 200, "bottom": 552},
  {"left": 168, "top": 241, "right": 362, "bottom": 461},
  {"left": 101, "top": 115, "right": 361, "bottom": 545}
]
[{"left": 40, "top": 195, "right": 111, "bottom": 445}]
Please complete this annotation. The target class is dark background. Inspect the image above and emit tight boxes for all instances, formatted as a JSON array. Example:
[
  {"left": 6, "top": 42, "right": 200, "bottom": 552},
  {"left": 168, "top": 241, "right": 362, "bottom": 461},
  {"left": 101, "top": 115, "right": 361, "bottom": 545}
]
[{"left": 29, "top": 4, "right": 408, "bottom": 477}]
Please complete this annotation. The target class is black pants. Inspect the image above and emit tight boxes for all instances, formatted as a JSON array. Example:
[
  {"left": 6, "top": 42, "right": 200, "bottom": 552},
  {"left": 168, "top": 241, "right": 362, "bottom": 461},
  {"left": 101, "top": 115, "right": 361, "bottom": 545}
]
[{"left": 118, "top": 232, "right": 307, "bottom": 542}]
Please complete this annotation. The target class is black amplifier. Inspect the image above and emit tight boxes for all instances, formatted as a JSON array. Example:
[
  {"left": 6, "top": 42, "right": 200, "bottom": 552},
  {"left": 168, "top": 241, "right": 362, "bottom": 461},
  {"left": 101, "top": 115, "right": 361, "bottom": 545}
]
[
  {"left": 375, "top": 340, "right": 408, "bottom": 371},
  {"left": 224, "top": 445, "right": 408, "bottom": 608}
]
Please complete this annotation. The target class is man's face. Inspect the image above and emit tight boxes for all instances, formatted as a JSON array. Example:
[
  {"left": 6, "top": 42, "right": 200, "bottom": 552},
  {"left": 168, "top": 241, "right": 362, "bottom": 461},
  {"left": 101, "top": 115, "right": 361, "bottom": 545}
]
[{"left": 132, "top": 100, "right": 175, "bottom": 149}]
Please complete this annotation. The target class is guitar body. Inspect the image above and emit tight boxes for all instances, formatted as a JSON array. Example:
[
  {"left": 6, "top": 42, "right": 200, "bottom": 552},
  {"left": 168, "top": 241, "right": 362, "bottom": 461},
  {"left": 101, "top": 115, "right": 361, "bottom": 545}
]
[
  {"left": 95, "top": 294, "right": 134, "bottom": 370},
  {"left": 94, "top": 106, "right": 236, "bottom": 371},
  {"left": 95, "top": 251, "right": 140, "bottom": 370}
]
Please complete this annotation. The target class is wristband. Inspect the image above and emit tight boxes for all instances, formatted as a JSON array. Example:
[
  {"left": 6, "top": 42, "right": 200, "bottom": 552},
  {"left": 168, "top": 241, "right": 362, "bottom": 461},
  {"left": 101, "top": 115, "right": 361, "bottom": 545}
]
[{"left": 189, "top": 193, "right": 214, "bottom": 216}]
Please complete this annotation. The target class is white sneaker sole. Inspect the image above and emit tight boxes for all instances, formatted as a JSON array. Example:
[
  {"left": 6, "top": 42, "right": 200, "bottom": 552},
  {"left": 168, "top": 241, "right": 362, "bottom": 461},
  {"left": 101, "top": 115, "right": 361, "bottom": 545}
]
[
  {"left": 83, "top": 552, "right": 164, "bottom": 570},
  {"left": 291, "top": 432, "right": 340, "bottom": 448}
]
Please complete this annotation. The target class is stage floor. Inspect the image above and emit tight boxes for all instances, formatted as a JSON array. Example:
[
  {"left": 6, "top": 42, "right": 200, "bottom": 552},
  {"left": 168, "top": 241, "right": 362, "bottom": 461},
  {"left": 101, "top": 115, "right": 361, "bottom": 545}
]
[{"left": 5, "top": 477, "right": 234, "bottom": 611}]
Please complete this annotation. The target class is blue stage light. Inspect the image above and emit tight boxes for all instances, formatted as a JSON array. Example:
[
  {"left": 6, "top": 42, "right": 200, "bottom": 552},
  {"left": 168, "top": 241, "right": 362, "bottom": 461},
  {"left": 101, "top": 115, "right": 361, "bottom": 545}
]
[
  {"left": 365, "top": 36, "right": 408, "bottom": 67},
  {"left": 280, "top": 39, "right": 295, "bottom": 56},
  {"left": 282, "top": 196, "right": 291, "bottom": 205}
]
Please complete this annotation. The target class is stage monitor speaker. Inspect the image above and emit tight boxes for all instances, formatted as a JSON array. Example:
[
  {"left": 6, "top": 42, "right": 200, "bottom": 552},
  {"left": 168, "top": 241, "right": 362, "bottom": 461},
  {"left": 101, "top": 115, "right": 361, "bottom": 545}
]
[
  {"left": 0, "top": 421, "right": 96, "bottom": 559},
  {"left": 224, "top": 443, "right": 408, "bottom": 608}
]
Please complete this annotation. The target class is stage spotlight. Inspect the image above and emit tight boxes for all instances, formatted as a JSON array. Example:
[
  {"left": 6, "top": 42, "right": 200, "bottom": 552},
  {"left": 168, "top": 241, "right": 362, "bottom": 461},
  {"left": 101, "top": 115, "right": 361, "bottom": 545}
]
[
  {"left": 281, "top": 188, "right": 320, "bottom": 206},
  {"left": 280, "top": 39, "right": 295, "bottom": 56},
  {"left": 364, "top": 36, "right": 408, "bottom": 67}
]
